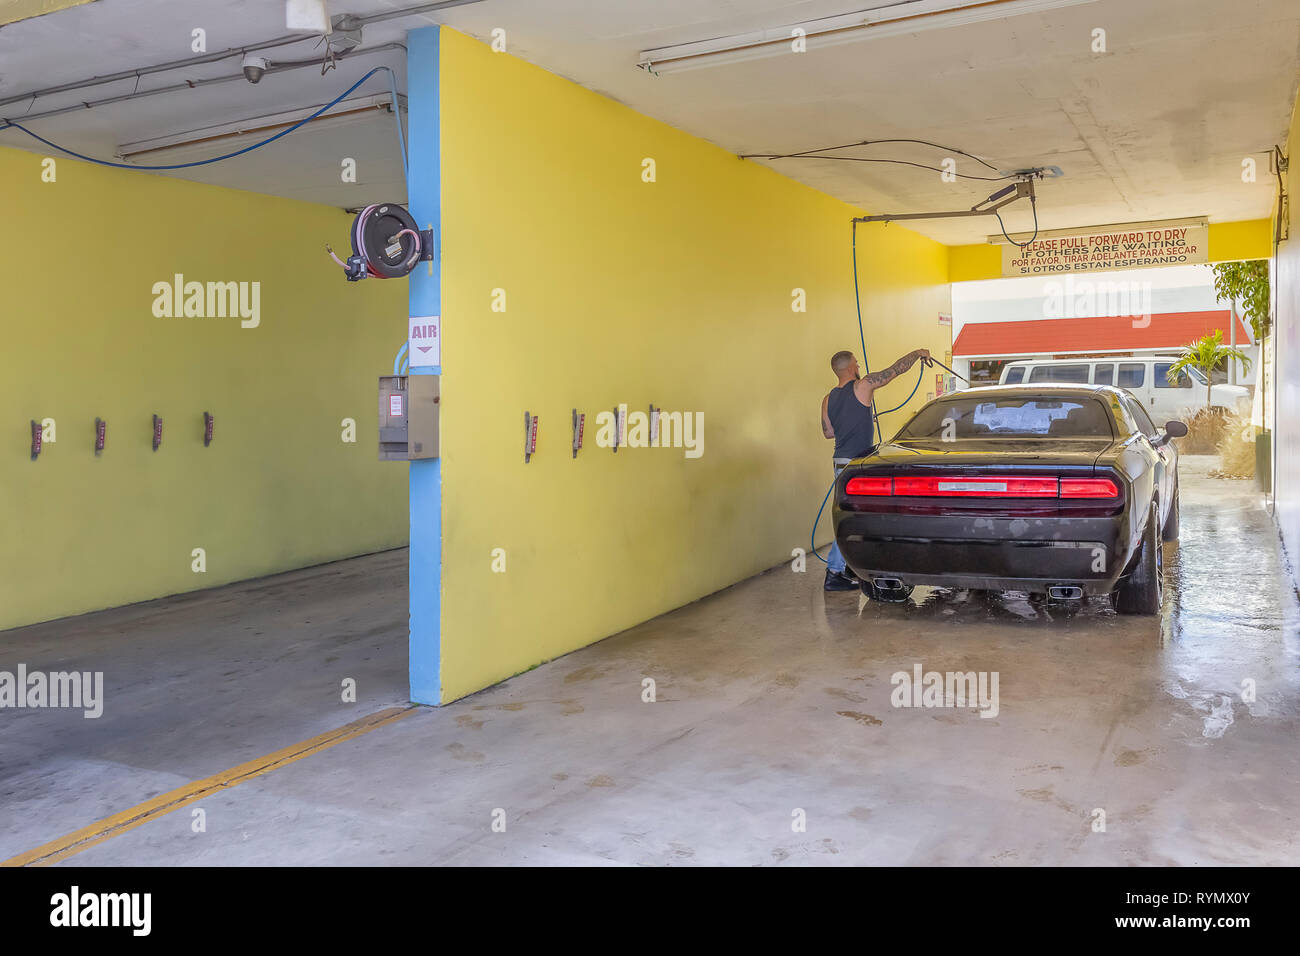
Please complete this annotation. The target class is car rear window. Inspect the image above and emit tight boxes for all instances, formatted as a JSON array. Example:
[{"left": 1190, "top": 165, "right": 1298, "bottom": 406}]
[
  {"left": 899, "top": 396, "right": 1114, "bottom": 439},
  {"left": 1028, "top": 364, "right": 1089, "bottom": 383}
]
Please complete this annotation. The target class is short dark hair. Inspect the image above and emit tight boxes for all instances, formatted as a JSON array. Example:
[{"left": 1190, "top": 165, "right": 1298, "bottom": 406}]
[{"left": 831, "top": 351, "right": 856, "bottom": 373}]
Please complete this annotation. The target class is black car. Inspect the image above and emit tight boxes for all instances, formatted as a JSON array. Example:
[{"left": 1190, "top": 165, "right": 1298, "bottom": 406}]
[{"left": 832, "top": 384, "right": 1186, "bottom": 614}]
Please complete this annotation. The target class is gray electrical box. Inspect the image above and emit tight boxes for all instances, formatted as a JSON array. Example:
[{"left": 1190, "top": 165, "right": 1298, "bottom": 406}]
[{"left": 379, "top": 374, "right": 440, "bottom": 460}]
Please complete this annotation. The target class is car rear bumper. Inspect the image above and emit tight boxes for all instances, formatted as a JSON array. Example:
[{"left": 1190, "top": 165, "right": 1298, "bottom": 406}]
[{"left": 834, "top": 512, "right": 1132, "bottom": 594}]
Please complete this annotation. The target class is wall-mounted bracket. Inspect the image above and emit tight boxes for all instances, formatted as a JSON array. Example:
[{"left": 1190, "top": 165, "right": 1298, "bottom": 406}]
[
  {"left": 524, "top": 411, "right": 538, "bottom": 463},
  {"left": 572, "top": 409, "right": 584, "bottom": 458},
  {"left": 94, "top": 418, "right": 106, "bottom": 456},
  {"left": 30, "top": 420, "right": 41, "bottom": 461},
  {"left": 203, "top": 411, "right": 214, "bottom": 447},
  {"left": 152, "top": 415, "right": 163, "bottom": 452}
]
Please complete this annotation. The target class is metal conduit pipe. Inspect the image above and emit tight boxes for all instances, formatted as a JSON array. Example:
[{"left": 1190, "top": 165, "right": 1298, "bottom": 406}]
[
  {"left": 0, "top": 0, "right": 483, "bottom": 111},
  {"left": 0, "top": 34, "right": 318, "bottom": 111},
  {"left": 1, "top": 47, "right": 410, "bottom": 180},
  {"left": 3, "top": 43, "right": 408, "bottom": 125}
]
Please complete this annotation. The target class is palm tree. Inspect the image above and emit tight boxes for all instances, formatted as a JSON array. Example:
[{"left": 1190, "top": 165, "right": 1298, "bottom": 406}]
[{"left": 1165, "top": 329, "right": 1251, "bottom": 410}]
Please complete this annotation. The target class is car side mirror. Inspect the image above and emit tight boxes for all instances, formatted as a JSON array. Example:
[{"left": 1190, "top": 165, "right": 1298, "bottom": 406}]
[{"left": 1164, "top": 420, "right": 1188, "bottom": 438}]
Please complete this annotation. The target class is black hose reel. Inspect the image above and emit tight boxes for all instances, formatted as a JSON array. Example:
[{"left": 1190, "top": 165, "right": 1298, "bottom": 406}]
[{"left": 327, "top": 202, "right": 434, "bottom": 281}]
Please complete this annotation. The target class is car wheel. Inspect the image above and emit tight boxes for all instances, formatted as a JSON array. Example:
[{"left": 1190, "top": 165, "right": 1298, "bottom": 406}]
[
  {"left": 1161, "top": 483, "right": 1179, "bottom": 542},
  {"left": 1112, "top": 504, "right": 1163, "bottom": 615}
]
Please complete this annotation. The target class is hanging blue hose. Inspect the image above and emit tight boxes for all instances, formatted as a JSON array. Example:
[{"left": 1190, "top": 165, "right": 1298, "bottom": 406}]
[
  {"left": 850, "top": 220, "right": 880, "bottom": 445},
  {"left": 812, "top": 220, "right": 928, "bottom": 565},
  {"left": 0, "top": 66, "right": 400, "bottom": 173},
  {"left": 808, "top": 362, "right": 923, "bottom": 565},
  {"left": 877, "top": 362, "right": 926, "bottom": 414},
  {"left": 809, "top": 474, "right": 839, "bottom": 565}
]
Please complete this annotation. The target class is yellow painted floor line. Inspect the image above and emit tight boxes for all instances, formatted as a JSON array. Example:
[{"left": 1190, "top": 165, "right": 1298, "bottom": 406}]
[{"left": 3, "top": 704, "right": 418, "bottom": 867}]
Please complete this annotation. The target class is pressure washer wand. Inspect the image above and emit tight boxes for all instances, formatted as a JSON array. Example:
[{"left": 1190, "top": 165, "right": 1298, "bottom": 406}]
[{"left": 922, "top": 354, "right": 971, "bottom": 386}]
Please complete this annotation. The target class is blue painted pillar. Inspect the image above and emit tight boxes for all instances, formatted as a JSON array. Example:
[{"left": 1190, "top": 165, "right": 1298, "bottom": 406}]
[{"left": 406, "top": 26, "right": 441, "bottom": 704}]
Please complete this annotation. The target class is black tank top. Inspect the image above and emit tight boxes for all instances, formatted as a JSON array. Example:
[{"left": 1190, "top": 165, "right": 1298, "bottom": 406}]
[{"left": 827, "top": 379, "right": 876, "bottom": 459}]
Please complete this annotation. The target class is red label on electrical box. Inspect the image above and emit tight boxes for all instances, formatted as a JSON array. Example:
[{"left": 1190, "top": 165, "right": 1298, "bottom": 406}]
[{"left": 390, "top": 395, "right": 403, "bottom": 417}]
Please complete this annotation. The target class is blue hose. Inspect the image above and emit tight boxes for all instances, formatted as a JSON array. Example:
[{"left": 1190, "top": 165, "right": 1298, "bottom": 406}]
[
  {"left": 809, "top": 362, "right": 923, "bottom": 565},
  {"left": 813, "top": 220, "right": 928, "bottom": 565},
  {"left": 809, "top": 474, "right": 839, "bottom": 565},
  {"left": 850, "top": 220, "right": 880, "bottom": 444},
  {"left": 877, "top": 362, "right": 925, "bottom": 414},
  {"left": 0, "top": 67, "right": 398, "bottom": 172}
]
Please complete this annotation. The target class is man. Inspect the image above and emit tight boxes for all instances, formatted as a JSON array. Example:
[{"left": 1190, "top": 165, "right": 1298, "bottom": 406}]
[{"left": 821, "top": 347, "right": 930, "bottom": 591}]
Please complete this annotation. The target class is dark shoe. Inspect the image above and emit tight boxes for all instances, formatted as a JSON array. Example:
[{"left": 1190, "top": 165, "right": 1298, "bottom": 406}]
[{"left": 824, "top": 569, "right": 858, "bottom": 591}]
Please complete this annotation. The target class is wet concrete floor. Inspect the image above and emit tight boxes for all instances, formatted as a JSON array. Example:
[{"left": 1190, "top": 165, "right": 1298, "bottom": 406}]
[{"left": 1, "top": 455, "right": 1296, "bottom": 865}]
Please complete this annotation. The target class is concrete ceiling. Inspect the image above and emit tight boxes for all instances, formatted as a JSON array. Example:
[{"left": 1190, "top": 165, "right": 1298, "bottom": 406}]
[
  {"left": 0, "top": 0, "right": 422, "bottom": 206},
  {"left": 2, "top": 0, "right": 1297, "bottom": 243}
]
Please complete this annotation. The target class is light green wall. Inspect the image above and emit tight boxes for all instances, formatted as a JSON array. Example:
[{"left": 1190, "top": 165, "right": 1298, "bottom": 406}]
[{"left": 1, "top": 145, "right": 408, "bottom": 630}]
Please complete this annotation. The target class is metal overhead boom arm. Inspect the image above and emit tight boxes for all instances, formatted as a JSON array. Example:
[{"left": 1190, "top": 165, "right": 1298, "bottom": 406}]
[{"left": 854, "top": 177, "right": 1036, "bottom": 224}]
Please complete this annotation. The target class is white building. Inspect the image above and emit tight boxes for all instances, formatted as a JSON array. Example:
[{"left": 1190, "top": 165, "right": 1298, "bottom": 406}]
[{"left": 951, "top": 309, "right": 1257, "bottom": 387}]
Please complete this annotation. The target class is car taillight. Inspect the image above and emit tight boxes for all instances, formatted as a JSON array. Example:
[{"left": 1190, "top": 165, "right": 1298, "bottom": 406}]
[
  {"left": 1059, "top": 478, "right": 1119, "bottom": 498},
  {"left": 845, "top": 476, "right": 892, "bottom": 496},
  {"left": 843, "top": 475, "right": 1122, "bottom": 498},
  {"left": 893, "top": 476, "right": 1059, "bottom": 497}
]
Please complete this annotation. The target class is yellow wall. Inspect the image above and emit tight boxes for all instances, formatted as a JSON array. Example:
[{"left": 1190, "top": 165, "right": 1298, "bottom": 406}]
[
  {"left": 1209, "top": 219, "right": 1273, "bottom": 261},
  {"left": 948, "top": 219, "right": 1274, "bottom": 282},
  {"left": 437, "top": 28, "right": 951, "bottom": 701},
  {"left": 948, "top": 243, "right": 1002, "bottom": 284},
  {"left": 1, "top": 146, "right": 408, "bottom": 629}
]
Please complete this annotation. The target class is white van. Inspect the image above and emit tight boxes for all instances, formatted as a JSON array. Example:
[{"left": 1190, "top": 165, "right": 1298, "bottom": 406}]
[{"left": 997, "top": 357, "right": 1249, "bottom": 421}]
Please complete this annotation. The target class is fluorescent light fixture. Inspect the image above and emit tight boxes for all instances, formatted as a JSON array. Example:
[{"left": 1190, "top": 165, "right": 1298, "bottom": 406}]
[
  {"left": 638, "top": 0, "right": 1099, "bottom": 74},
  {"left": 116, "top": 94, "right": 400, "bottom": 161}
]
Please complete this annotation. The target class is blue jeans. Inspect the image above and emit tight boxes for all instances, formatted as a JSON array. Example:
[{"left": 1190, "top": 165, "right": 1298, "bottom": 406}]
[{"left": 826, "top": 462, "right": 848, "bottom": 574}]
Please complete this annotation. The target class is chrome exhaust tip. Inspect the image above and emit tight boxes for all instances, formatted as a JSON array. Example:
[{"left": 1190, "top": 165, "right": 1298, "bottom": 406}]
[
  {"left": 1046, "top": 585, "right": 1084, "bottom": 600},
  {"left": 873, "top": 577, "right": 906, "bottom": 591}
]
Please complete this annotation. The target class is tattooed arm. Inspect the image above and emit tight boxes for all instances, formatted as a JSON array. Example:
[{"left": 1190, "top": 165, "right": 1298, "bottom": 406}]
[
  {"left": 855, "top": 349, "right": 930, "bottom": 400},
  {"left": 821, "top": 393, "right": 835, "bottom": 439}
]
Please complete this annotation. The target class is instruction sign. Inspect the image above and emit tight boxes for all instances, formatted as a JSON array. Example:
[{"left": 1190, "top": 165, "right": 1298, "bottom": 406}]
[
  {"left": 408, "top": 314, "right": 440, "bottom": 367},
  {"left": 1002, "top": 223, "right": 1208, "bottom": 276}
]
